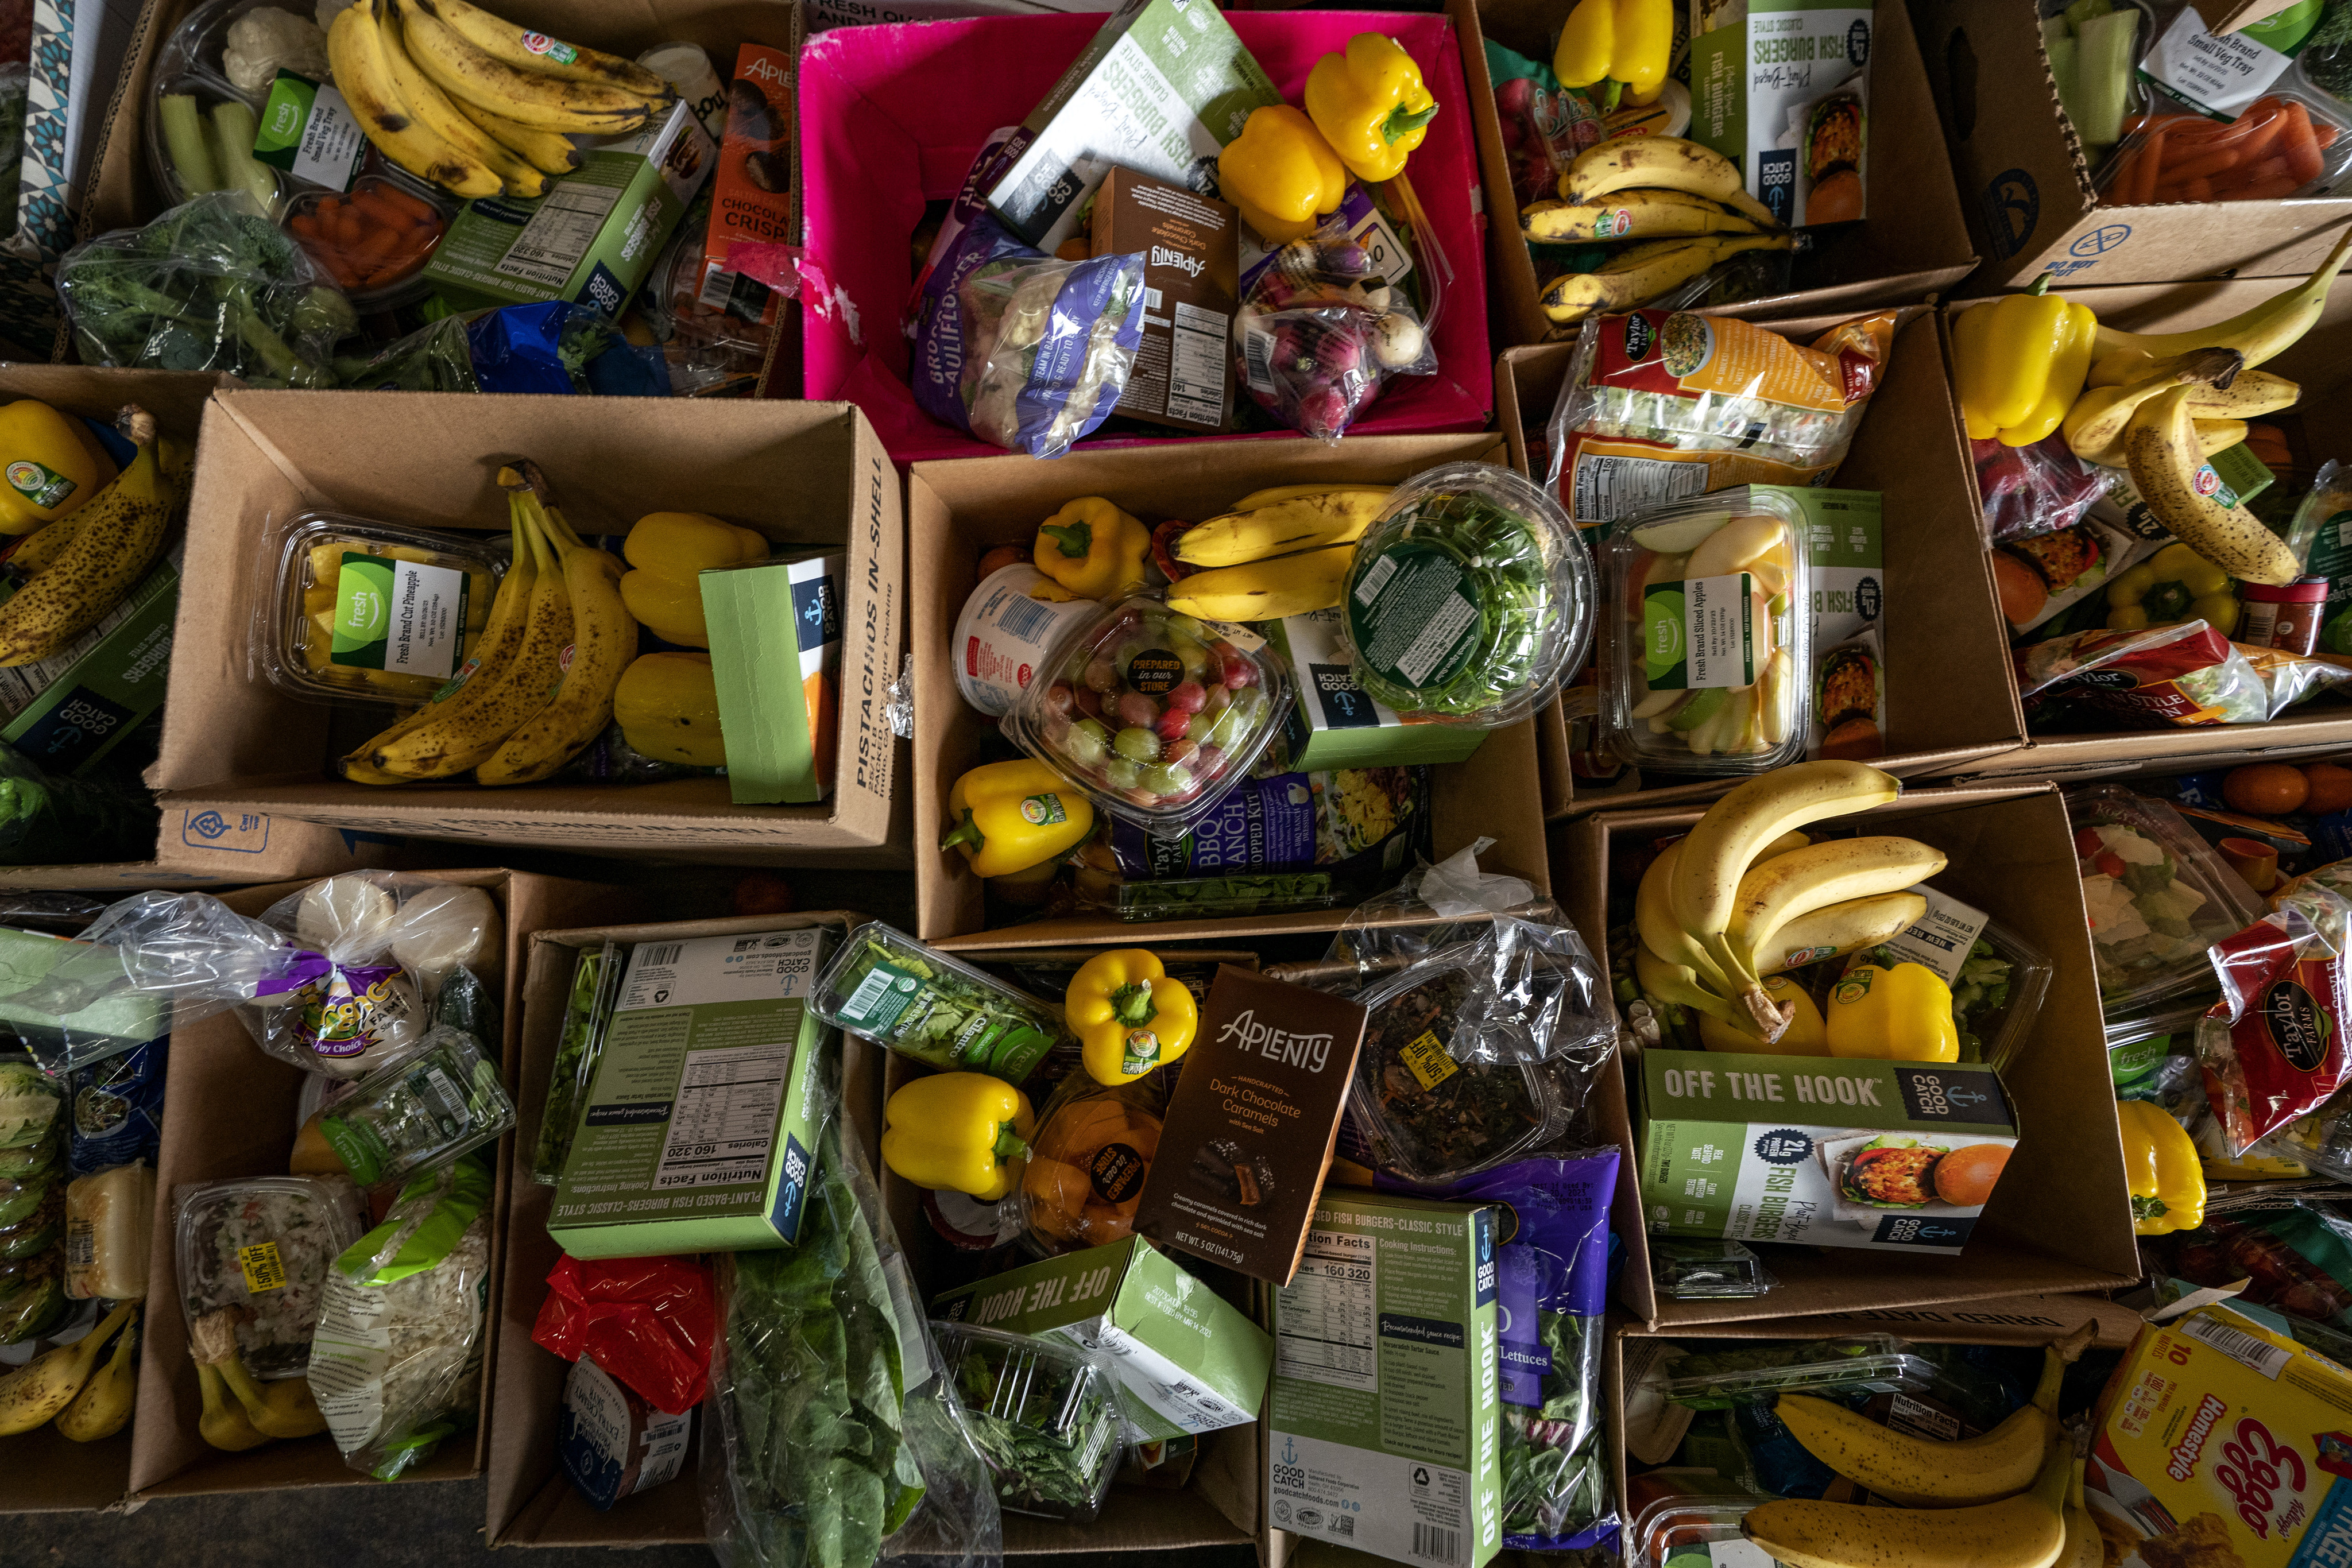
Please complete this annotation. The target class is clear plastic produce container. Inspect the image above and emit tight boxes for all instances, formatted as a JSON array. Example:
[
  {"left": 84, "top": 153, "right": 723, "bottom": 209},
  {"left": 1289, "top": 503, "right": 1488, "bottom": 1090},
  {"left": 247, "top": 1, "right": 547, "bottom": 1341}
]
[
  {"left": 2068, "top": 785, "right": 2264, "bottom": 1013},
  {"left": 932, "top": 1322, "right": 1125, "bottom": 1522},
  {"left": 1601, "top": 488, "right": 1812, "bottom": 775},
  {"left": 1838, "top": 896, "right": 2053, "bottom": 1076},
  {"left": 1626, "top": 1492, "right": 1773, "bottom": 1568},
  {"left": 316, "top": 1025, "right": 516, "bottom": 1187},
  {"left": 175, "top": 1174, "right": 364, "bottom": 1378},
  {"left": 1343, "top": 462, "right": 1593, "bottom": 729},
  {"left": 1001, "top": 597, "right": 1291, "bottom": 840},
  {"left": 1658, "top": 1335, "right": 1959, "bottom": 1408},
  {"left": 261, "top": 511, "right": 505, "bottom": 706},
  {"left": 2095, "top": 77, "right": 2352, "bottom": 205},
  {"left": 811, "top": 923, "right": 1068, "bottom": 1083}
]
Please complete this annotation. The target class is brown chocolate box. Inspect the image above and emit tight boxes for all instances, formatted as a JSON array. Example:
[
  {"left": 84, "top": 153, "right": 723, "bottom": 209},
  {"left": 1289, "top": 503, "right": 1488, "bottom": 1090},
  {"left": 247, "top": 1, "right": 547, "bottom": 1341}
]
[
  {"left": 1132, "top": 966, "right": 1367, "bottom": 1286},
  {"left": 1090, "top": 166, "right": 1240, "bottom": 435}
]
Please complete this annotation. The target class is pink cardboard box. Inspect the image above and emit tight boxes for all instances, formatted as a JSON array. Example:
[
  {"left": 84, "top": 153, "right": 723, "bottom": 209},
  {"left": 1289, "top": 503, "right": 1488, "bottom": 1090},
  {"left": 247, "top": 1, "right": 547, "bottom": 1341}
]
[{"left": 796, "top": 9, "right": 1490, "bottom": 460}]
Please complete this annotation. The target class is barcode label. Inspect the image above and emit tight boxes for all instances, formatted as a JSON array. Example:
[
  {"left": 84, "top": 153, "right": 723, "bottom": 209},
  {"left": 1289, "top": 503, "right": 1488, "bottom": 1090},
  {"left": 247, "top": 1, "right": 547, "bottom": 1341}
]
[
  {"left": 2181, "top": 1313, "right": 2292, "bottom": 1380},
  {"left": 1243, "top": 329, "right": 1275, "bottom": 393},
  {"left": 1411, "top": 1524, "right": 1457, "bottom": 1562},
  {"left": 496, "top": 181, "right": 625, "bottom": 287},
  {"left": 699, "top": 265, "right": 741, "bottom": 311},
  {"left": 991, "top": 592, "right": 1059, "bottom": 642},
  {"left": 844, "top": 967, "right": 894, "bottom": 1018},
  {"left": 1354, "top": 553, "right": 1397, "bottom": 606},
  {"left": 1144, "top": 286, "right": 1162, "bottom": 309},
  {"left": 638, "top": 943, "right": 684, "bottom": 968}
]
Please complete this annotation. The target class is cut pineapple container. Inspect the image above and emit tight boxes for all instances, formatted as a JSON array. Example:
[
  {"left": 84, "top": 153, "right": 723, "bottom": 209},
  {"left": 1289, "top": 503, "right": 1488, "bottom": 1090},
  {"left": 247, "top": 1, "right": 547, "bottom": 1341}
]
[{"left": 260, "top": 512, "right": 505, "bottom": 706}]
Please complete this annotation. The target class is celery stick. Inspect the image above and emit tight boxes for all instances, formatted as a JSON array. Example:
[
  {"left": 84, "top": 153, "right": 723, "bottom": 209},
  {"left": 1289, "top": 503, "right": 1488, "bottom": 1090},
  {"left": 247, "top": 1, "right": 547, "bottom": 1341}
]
[
  {"left": 157, "top": 94, "right": 219, "bottom": 193},
  {"left": 2049, "top": 34, "right": 2081, "bottom": 123},
  {"left": 2065, "top": 0, "right": 2113, "bottom": 33},
  {"left": 2076, "top": 8, "right": 2139, "bottom": 149},
  {"left": 209, "top": 101, "right": 278, "bottom": 216}
]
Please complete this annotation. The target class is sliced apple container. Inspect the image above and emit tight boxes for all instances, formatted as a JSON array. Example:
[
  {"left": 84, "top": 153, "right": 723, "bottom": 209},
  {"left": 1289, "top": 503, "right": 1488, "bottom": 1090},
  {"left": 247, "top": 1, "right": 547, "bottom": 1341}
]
[{"left": 1600, "top": 488, "right": 1814, "bottom": 776}]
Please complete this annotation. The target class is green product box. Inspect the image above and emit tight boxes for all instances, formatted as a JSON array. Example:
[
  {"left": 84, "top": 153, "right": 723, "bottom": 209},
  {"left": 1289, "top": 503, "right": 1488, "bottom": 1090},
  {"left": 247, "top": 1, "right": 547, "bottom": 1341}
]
[
  {"left": 1267, "top": 609, "right": 1488, "bottom": 770},
  {"left": 702, "top": 551, "right": 845, "bottom": 804},
  {"left": 421, "top": 98, "right": 716, "bottom": 316},
  {"left": 984, "top": 0, "right": 1283, "bottom": 250},
  {"left": 0, "top": 925, "right": 165, "bottom": 1058},
  {"left": 1268, "top": 1189, "right": 1501, "bottom": 1568},
  {"left": 2208, "top": 440, "right": 2274, "bottom": 508},
  {"left": 933, "top": 1233, "right": 1272, "bottom": 1441},
  {"left": 548, "top": 927, "right": 835, "bottom": 1259},
  {"left": 1766, "top": 483, "right": 1882, "bottom": 757},
  {"left": 1688, "top": 0, "right": 1871, "bottom": 227},
  {"left": 1638, "top": 1049, "right": 2021, "bottom": 1255},
  {"left": 0, "top": 547, "right": 177, "bottom": 776}
]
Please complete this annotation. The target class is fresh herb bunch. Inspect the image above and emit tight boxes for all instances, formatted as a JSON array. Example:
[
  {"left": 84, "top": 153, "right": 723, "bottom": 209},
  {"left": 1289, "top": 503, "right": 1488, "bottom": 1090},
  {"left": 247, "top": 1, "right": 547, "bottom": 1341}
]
[
  {"left": 715, "top": 1118, "right": 927, "bottom": 1568},
  {"left": 532, "top": 942, "right": 620, "bottom": 1186},
  {"left": 942, "top": 1326, "right": 1122, "bottom": 1521},
  {"left": 57, "top": 192, "right": 355, "bottom": 385},
  {"left": 822, "top": 928, "right": 1063, "bottom": 1081}
]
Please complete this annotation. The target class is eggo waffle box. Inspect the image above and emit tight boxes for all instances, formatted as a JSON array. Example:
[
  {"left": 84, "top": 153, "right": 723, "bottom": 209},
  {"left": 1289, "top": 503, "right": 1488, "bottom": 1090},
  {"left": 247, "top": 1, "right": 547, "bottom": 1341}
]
[{"left": 2087, "top": 1302, "right": 2352, "bottom": 1567}]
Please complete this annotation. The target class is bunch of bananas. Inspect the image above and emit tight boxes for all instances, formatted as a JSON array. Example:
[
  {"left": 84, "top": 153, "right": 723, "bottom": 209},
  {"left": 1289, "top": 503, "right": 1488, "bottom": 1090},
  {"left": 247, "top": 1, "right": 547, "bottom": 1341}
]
[
  {"left": 1634, "top": 760, "right": 1947, "bottom": 1045},
  {"left": 1742, "top": 1329, "right": 2103, "bottom": 1568},
  {"left": 1161, "top": 484, "right": 1391, "bottom": 623},
  {"left": 345, "top": 463, "right": 639, "bottom": 788},
  {"left": 326, "top": 0, "right": 672, "bottom": 201},
  {"left": 0, "top": 409, "right": 175, "bottom": 668},
  {"left": 2058, "top": 227, "right": 2352, "bottom": 587},
  {"left": 190, "top": 1307, "right": 327, "bottom": 1451},
  {"left": 1521, "top": 137, "right": 1792, "bottom": 331},
  {"left": 0, "top": 1300, "right": 140, "bottom": 1443}
]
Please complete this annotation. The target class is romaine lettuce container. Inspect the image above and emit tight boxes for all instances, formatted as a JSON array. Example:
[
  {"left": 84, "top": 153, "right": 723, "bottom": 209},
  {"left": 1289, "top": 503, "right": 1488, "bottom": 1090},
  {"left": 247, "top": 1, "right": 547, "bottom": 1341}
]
[
  {"left": 1601, "top": 488, "right": 1813, "bottom": 775},
  {"left": 1000, "top": 597, "right": 1291, "bottom": 841},
  {"left": 258, "top": 511, "right": 506, "bottom": 706},
  {"left": 1658, "top": 1335, "right": 1964, "bottom": 1409},
  {"left": 2068, "top": 785, "right": 2264, "bottom": 1013},
  {"left": 1342, "top": 462, "right": 1593, "bottom": 729}
]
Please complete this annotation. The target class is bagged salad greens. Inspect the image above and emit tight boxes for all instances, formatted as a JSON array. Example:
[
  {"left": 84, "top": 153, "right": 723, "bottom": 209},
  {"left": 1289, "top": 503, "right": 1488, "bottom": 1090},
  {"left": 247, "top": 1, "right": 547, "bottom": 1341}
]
[
  {"left": 2017, "top": 621, "right": 2352, "bottom": 727},
  {"left": 931, "top": 1321, "right": 1125, "bottom": 1523},
  {"left": 811, "top": 923, "right": 1067, "bottom": 1085}
]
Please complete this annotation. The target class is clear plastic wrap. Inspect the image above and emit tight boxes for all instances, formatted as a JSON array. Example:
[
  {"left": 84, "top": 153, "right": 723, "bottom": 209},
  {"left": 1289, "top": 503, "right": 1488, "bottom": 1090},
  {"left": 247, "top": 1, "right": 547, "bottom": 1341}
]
[
  {"left": 316, "top": 1024, "right": 516, "bottom": 1187},
  {"left": 1658, "top": 1335, "right": 1952, "bottom": 1408},
  {"left": 1651, "top": 1238, "right": 1780, "bottom": 1300},
  {"left": 932, "top": 1321, "right": 1125, "bottom": 1523},
  {"left": 257, "top": 512, "right": 506, "bottom": 707},
  {"left": 532, "top": 940, "right": 625, "bottom": 1187},
  {"left": 2199, "top": 884, "right": 2352, "bottom": 1157},
  {"left": 1974, "top": 432, "right": 2110, "bottom": 544},
  {"left": 306, "top": 1157, "right": 492, "bottom": 1479},
  {"left": 812, "top": 923, "right": 1067, "bottom": 1084},
  {"left": 1343, "top": 462, "right": 1595, "bottom": 728},
  {"left": 1601, "top": 488, "right": 1812, "bottom": 774},
  {"left": 1019, "top": 1071, "right": 1162, "bottom": 1257},
  {"left": 175, "top": 1173, "right": 365, "bottom": 1379},
  {"left": 1000, "top": 597, "right": 1291, "bottom": 841},
  {"left": 702, "top": 1075, "right": 1001, "bottom": 1568},
  {"left": 2098, "top": 87, "right": 2352, "bottom": 205},
  {"left": 2017, "top": 620, "right": 2352, "bottom": 725},
  {"left": 2069, "top": 785, "right": 2265, "bottom": 1012},
  {"left": 951, "top": 249, "right": 1147, "bottom": 459},
  {"left": 1232, "top": 214, "right": 1437, "bottom": 444}
]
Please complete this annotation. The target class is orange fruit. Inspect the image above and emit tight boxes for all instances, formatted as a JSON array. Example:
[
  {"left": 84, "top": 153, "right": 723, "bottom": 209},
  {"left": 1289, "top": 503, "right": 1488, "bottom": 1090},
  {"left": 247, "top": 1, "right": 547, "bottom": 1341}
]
[
  {"left": 2225, "top": 762, "right": 2311, "bottom": 816},
  {"left": 2304, "top": 762, "right": 2352, "bottom": 818}
]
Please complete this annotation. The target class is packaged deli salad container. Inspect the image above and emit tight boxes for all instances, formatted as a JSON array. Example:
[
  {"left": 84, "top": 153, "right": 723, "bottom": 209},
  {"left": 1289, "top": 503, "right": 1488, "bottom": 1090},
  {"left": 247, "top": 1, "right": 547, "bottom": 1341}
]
[
  {"left": 1001, "top": 597, "right": 1291, "bottom": 840},
  {"left": 261, "top": 512, "right": 506, "bottom": 706},
  {"left": 1343, "top": 462, "right": 1593, "bottom": 730},
  {"left": 811, "top": 923, "right": 1069, "bottom": 1085},
  {"left": 2068, "top": 786, "right": 2265, "bottom": 1013},
  {"left": 1601, "top": 489, "right": 1812, "bottom": 775},
  {"left": 175, "top": 1174, "right": 365, "bottom": 1379}
]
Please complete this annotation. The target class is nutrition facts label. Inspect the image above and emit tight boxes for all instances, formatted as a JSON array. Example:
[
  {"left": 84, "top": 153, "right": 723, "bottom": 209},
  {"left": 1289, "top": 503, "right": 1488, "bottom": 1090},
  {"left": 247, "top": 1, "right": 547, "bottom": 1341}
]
[
  {"left": 497, "top": 182, "right": 624, "bottom": 288},
  {"left": 1166, "top": 301, "right": 1229, "bottom": 428},
  {"left": 1276, "top": 1229, "right": 1378, "bottom": 1392},
  {"left": 655, "top": 1042, "right": 790, "bottom": 1188}
]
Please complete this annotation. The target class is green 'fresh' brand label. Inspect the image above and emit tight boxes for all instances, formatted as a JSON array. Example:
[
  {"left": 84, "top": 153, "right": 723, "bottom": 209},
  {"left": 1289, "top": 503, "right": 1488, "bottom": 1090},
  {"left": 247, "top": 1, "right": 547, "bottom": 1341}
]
[
  {"left": 1643, "top": 572, "right": 1755, "bottom": 691},
  {"left": 331, "top": 552, "right": 469, "bottom": 676}
]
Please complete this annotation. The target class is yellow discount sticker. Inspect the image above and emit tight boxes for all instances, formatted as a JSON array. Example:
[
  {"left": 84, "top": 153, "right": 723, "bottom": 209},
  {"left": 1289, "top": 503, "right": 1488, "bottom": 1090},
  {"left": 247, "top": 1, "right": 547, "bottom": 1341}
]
[
  {"left": 238, "top": 1241, "right": 287, "bottom": 1294},
  {"left": 1399, "top": 1029, "right": 1460, "bottom": 1091}
]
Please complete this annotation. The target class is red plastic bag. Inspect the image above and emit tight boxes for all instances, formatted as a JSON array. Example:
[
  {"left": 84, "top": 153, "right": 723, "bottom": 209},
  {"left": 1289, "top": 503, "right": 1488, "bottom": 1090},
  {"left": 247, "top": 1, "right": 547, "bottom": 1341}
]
[
  {"left": 2199, "top": 896, "right": 2352, "bottom": 1157},
  {"left": 533, "top": 1255, "right": 715, "bottom": 1416}
]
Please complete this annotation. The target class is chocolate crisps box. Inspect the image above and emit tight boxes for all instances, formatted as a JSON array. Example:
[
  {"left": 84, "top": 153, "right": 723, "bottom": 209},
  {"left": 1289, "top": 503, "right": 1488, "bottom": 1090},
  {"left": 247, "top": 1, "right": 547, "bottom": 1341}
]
[{"left": 2087, "top": 1301, "right": 2352, "bottom": 1566}]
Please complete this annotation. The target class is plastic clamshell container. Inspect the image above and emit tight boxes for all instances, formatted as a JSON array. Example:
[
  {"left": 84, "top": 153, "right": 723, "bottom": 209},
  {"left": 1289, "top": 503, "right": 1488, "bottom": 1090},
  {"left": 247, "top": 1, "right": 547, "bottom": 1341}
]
[
  {"left": 1601, "top": 487, "right": 1813, "bottom": 775},
  {"left": 147, "top": 0, "right": 327, "bottom": 212},
  {"left": 284, "top": 173, "right": 457, "bottom": 308},
  {"left": 811, "top": 922, "right": 1069, "bottom": 1084},
  {"left": 64, "top": 1161, "right": 153, "bottom": 1300},
  {"left": 1657, "top": 1335, "right": 1965, "bottom": 1408},
  {"left": 1342, "top": 461, "right": 1595, "bottom": 730},
  {"left": 173, "top": 1174, "right": 365, "bottom": 1379},
  {"left": 2068, "top": 785, "right": 2265, "bottom": 1013},
  {"left": 262, "top": 510, "right": 505, "bottom": 706},
  {"left": 1001, "top": 597, "right": 1291, "bottom": 841},
  {"left": 2094, "top": 68, "right": 2352, "bottom": 205},
  {"left": 1338, "top": 948, "right": 1568, "bottom": 1186},
  {"left": 930, "top": 1321, "right": 1125, "bottom": 1522},
  {"left": 1840, "top": 907, "right": 2053, "bottom": 1076},
  {"left": 1626, "top": 1495, "right": 1770, "bottom": 1568},
  {"left": 1650, "top": 1238, "right": 1778, "bottom": 1300},
  {"left": 316, "top": 1027, "right": 516, "bottom": 1188}
]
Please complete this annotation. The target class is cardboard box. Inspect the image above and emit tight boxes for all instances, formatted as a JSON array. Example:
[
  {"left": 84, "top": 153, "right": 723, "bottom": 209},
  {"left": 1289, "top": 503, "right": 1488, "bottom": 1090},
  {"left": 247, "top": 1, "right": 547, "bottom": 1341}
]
[
  {"left": 128, "top": 869, "right": 627, "bottom": 1507},
  {"left": 1913, "top": 0, "right": 2352, "bottom": 290},
  {"left": 1561, "top": 784, "right": 2141, "bottom": 1326},
  {"left": 488, "top": 912, "right": 869, "bottom": 1549},
  {"left": 1460, "top": 0, "right": 1975, "bottom": 349},
  {"left": 1266, "top": 609, "right": 1491, "bottom": 770},
  {"left": 932, "top": 1233, "right": 1275, "bottom": 1441},
  {"left": 703, "top": 551, "right": 846, "bottom": 805},
  {"left": 796, "top": 8, "right": 1491, "bottom": 461},
  {"left": 545, "top": 927, "right": 836, "bottom": 1259},
  {"left": 904, "top": 433, "right": 1553, "bottom": 943},
  {"left": 1494, "top": 308, "right": 2021, "bottom": 818},
  {"left": 1091, "top": 166, "right": 1240, "bottom": 436},
  {"left": 1267, "top": 1188, "right": 1503, "bottom": 1568},
  {"left": 148, "top": 392, "right": 906, "bottom": 865}
]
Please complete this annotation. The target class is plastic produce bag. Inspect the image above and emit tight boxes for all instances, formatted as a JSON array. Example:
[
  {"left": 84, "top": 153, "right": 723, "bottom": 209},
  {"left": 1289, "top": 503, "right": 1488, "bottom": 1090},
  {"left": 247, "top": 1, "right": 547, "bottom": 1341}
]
[
  {"left": 960, "top": 248, "right": 1146, "bottom": 459},
  {"left": 306, "top": 1157, "right": 493, "bottom": 1480},
  {"left": 65, "top": 1039, "right": 165, "bottom": 1176},
  {"left": 332, "top": 302, "right": 674, "bottom": 396},
  {"left": 533, "top": 1253, "right": 714, "bottom": 1415},
  {"left": 1233, "top": 212, "right": 1438, "bottom": 444},
  {"left": 56, "top": 192, "right": 355, "bottom": 385},
  {"left": 703, "top": 1073, "right": 1001, "bottom": 1568},
  {"left": 1974, "top": 433, "right": 2109, "bottom": 544},
  {"left": 315, "top": 1023, "right": 516, "bottom": 1187},
  {"left": 2200, "top": 885, "right": 2352, "bottom": 1156},
  {"left": 2016, "top": 620, "right": 2352, "bottom": 725}
]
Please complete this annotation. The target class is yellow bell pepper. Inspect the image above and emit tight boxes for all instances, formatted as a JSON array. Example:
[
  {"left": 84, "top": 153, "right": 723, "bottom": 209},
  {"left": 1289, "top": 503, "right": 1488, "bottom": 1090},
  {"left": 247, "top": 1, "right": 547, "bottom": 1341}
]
[
  {"left": 880, "top": 1072, "right": 1035, "bottom": 1200},
  {"left": 1218, "top": 105, "right": 1350, "bottom": 243},
  {"left": 2119, "top": 1097, "right": 2205, "bottom": 1236},
  {"left": 617, "top": 512, "right": 768, "bottom": 648},
  {"left": 1952, "top": 278, "right": 2101, "bottom": 447},
  {"left": 2105, "top": 542, "right": 2239, "bottom": 635},
  {"left": 1824, "top": 963, "right": 1959, "bottom": 1062},
  {"left": 613, "top": 651, "right": 726, "bottom": 767},
  {"left": 1034, "top": 497, "right": 1150, "bottom": 599},
  {"left": 1066, "top": 950, "right": 1198, "bottom": 1085},
  {"left": 941, "top": 758, "right": 1094, "bottom": 877},
  {"left": 0, "top": 398, "right": 114, "bottom": 535},
  {"left": 1305, "top": 34, "right": 1439, "bottom": 184},
  {"left": 1553, "top": 0, "right": 1672, "bottom": 113}
]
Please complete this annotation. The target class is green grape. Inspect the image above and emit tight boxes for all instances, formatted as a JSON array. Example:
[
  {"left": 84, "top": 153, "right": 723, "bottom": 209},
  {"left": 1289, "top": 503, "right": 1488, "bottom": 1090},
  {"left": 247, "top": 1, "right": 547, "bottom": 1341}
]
[
  {"left": 1113, "top": 726, "right": 1160, "bottom": 762},
  {"left": 1062, "top": 721, "right": 1109, "bottom": 767},
  {"left": 1139, "top": 762, "right": 1193, "bottom": 796},
  {"left": 1105, "top": 758, "right": 1142, "bottom": 790}
]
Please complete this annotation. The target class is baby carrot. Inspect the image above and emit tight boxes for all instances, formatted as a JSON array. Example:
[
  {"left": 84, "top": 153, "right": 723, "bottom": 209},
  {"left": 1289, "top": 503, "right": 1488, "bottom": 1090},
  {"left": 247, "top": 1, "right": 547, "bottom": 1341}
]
[
  {"left": 2282, "top": 99, "right": 2325, "bottom": 184},
  {"left": 2120, "top": 126, "right": 2167, "bottom": 204},
  {"left": 368, "top": 182, "right": 439, "bottom": 227}
]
